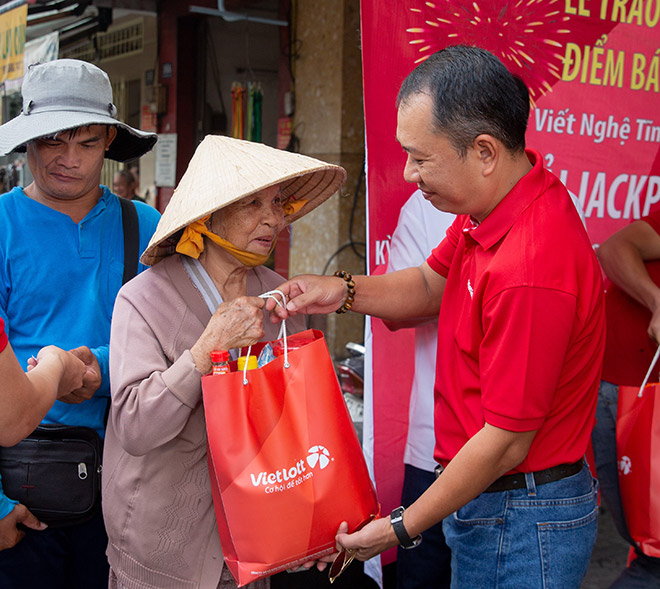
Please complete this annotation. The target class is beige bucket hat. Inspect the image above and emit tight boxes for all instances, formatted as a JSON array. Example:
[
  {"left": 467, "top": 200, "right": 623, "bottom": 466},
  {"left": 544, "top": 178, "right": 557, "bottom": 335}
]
[{"left": 141, "top": 135, "right": 347, "bottom": 266}]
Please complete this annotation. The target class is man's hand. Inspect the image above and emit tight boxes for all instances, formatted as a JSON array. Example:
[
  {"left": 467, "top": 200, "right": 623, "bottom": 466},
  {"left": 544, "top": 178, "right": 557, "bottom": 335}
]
[
  {"left": 335, "top": 518, "right": 398, "bottom": 562},
  {"left": 290, "top": 551, "right": 336, "bottom": 573},
  {"left": 0, "top": 504, "right": 47, "bottom": 551},
  {"left": 648, "top": 307, "right": 660, "bottom": 344},
  {"left": 57, "top": 346, "right": 101, "bottom": 403},
  {"left": 265, "top": 275, "right": 347, "bottom": 322},
  {"left": 28, "top": 346, "right": 88, "bottom": 399}
]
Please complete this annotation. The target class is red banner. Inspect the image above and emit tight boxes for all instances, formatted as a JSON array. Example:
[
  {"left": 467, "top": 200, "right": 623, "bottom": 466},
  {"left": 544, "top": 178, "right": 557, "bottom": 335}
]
[{"left": 360, "top": 0, "right": 660, "bottom": 569}]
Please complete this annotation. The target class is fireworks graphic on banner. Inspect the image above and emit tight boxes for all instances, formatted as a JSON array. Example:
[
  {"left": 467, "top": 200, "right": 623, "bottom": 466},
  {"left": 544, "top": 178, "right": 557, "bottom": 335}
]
[{"left": 407, "top": 0, "right": 572, "bottom": 102}]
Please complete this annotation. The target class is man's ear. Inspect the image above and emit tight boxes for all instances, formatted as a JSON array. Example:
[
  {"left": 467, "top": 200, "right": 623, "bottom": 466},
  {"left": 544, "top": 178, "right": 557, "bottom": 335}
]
[
  {"left": 105, "top": 126, "right": 118, "bottom": 150},
  {"left": 473, "top": 134, "right": 498, "bottom": 176}
]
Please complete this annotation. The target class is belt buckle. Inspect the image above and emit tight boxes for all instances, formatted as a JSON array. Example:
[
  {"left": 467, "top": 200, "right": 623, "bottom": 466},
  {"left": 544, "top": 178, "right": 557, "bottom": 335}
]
[{"left": 434, "top": 464, "right": 445, "bottom": 479}]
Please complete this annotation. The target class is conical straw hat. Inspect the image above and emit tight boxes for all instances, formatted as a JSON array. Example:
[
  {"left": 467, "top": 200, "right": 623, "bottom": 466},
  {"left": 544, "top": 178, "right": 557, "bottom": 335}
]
[{"left": 141, "top": 135, "right": 346, "bottom": 266}]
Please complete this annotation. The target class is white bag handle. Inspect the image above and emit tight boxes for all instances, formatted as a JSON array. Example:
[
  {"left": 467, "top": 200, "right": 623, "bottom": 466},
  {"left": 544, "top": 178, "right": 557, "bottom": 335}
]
[
  {"left": 638, "top": 345, "right": 660, "bottom": 398},
  {"left": 240, "top": 290, "right": 290, "bottom": 385}
]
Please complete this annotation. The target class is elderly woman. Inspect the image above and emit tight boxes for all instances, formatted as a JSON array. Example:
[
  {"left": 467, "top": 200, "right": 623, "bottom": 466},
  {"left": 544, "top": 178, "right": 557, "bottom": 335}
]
[{"left": 102, "top": 135, "right": 345, "bottom": 589}]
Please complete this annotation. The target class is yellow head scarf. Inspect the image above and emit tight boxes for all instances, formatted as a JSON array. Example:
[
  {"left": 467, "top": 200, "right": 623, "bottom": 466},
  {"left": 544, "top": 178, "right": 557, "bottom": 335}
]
[{"left": 175, "top": 198, "right": 307, "bottom": 267}]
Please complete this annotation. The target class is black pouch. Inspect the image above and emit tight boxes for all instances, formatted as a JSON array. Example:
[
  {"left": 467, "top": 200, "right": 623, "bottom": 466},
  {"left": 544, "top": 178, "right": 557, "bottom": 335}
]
[{"left": 0, "top": 424, "right": 102, "bottom": 527}]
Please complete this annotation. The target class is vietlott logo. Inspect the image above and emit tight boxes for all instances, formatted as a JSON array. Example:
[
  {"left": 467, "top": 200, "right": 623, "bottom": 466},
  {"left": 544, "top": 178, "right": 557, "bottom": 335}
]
[
  {"left": 250, "top": 445, "right": 333, "bottom": 494},
  {"left": 618, "top": 455, "right": 632, "bottom": 475}
]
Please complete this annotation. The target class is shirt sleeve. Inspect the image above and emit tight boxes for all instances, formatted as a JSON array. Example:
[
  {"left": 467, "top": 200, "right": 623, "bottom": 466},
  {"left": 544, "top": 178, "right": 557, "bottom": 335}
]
[
  {"left": 109, "top": 289, "right": 203, "bottom": 457},
  {"left": 0, "top": 317, "right": 7, "bottom": 353},
  {"left": 641, "top": 209, "right": 660, "bottom": 235},
  {"left": 89, "top": 344, "right": 110, "bottom": 398},
  {"left": 0, "top": 475, "right": 18, "bottom": 520},
  {"left": 479, "top": 286, "right": 577, "bottom": 431},
  {"left": 427, "top": 216, "right": 463, "bottom": 278}
]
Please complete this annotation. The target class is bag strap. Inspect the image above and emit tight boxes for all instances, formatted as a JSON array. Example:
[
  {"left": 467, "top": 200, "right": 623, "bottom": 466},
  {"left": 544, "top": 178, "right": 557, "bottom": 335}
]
[
  {"left": 105, "top": 198, "right": 140, "bottom": 428},
  {"left": 638, "top": 345, "right": 660, "bottom": 397},
  {"left": 240, "top": 290, "right": 289, "bottom": 385},
  {"left": 119, "top": 197, "right": 139, "bottom": 285}
]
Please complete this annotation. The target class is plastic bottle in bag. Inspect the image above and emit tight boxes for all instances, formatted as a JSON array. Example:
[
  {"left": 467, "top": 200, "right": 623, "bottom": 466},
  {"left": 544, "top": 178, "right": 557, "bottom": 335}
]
[{"left": 210, "top": 350, "right": 231, "bottom": 375}]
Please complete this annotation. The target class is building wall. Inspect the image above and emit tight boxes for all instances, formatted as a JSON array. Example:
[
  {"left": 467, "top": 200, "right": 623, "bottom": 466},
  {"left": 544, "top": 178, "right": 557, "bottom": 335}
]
[
  {"left": 291, "top": 0, "right": 366, "bottom": 355},
  {"left": 155, "top": 0, "right": 366, "bottom": 356},
  {"left": 201, "top": 17, "right": 281, "bottom": 149},
  {"left": 100, "top": 13, "right": 159, "bottom": 200}
]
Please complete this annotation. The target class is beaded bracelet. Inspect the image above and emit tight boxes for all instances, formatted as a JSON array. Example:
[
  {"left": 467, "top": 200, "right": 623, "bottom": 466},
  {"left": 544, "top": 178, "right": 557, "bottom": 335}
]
[{"left": 334, "top": 270, "right": 356, "bottom": 314}]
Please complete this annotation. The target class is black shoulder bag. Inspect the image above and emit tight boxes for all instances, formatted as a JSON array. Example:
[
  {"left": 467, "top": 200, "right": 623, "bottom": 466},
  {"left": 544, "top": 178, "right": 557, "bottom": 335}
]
[{"left": 0, "top": 198, "right": 140, "bottom": 527}]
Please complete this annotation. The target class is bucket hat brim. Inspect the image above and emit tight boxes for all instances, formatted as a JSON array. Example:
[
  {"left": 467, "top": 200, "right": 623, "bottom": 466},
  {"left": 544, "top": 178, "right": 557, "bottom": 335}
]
[
  {"left": 0, "top": 59, "right": 156, "bottom": 162},
  {"left": 0, "top": 110, "right": 157, "bottom": 162},
  {"left": 141, "top": 135, "right": 347, "bottom": 266}
]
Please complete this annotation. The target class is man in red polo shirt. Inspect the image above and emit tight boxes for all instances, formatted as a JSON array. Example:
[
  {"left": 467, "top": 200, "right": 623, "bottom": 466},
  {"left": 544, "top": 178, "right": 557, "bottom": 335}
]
[
  {"left": 268, "top": 45, "right": 604, "bottom": 588},
  {"left": 593, "top": 215, "right": 660, "bottom": 586}
]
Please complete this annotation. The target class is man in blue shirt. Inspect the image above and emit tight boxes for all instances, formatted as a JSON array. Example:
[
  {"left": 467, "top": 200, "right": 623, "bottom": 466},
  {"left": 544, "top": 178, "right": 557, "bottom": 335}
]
[{"left": 0, "top": 59, "right": 159, "bottom": 588}]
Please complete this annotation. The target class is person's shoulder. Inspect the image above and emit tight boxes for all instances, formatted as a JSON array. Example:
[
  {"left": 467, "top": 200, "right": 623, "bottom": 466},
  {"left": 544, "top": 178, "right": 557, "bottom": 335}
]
[
  {"left": 0, "top": 188, "right": 26, "bottom": 227},
  {"left": 0, "top": 186, "right": 24, "bottom": 206},
  {"left": 132, "top": 199, "right": 160, "bottom": 219},
  {"left": 105, "top": 191, "right": 160, "bottom": 236},
  {"left": 133, "top": 200, "right": 161, "bottom": 233}
]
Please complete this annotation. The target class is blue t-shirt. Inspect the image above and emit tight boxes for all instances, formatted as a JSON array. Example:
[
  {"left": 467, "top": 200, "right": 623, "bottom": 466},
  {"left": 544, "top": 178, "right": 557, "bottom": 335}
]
[
  {"left": 0, "top": 186, "right": 159, "bottom": 519},
  {"left": 0, "top": 186, "right": 159, "bottom": 436}
]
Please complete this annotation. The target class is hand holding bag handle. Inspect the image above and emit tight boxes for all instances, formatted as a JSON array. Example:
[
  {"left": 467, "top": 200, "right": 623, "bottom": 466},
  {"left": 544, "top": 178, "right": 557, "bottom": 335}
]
[
  {"left": 616, "top": 345, "right": 660, "bottom": 557},
  {"left": 239, "top": 290, "right": 289, "bottom": 384}
]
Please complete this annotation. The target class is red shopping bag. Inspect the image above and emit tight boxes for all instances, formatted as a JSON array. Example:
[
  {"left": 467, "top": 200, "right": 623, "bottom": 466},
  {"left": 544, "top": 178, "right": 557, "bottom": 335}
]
[
  {"left": 617, "top": 365, "right": 660, "bottom": 557},
  {"left": 202, "top": 329, "right": 380, "bottom": 587}
]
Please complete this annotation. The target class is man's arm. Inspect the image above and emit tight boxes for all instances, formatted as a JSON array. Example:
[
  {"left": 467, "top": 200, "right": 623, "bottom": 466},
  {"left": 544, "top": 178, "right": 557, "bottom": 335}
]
[
  {"left": 336, "top": 424, "right": 536, "bottom": 558},
  {"left": 0, "top": 344, "right": 86, "bottom": 549},
  {"left": 268, "top": 263, "right": 446, "bottom": 323},
  {"left": 597, "top": 220, "right": 660, "bottom": 341},
  {"left": 0, "top": 343, "right": 87, "bottom": 446}
]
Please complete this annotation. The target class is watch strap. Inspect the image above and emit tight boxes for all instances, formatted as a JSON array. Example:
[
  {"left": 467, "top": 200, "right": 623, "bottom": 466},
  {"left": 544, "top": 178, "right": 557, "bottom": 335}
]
[{"left": 390, "top": 506, "right": 422, "bottom": 549}]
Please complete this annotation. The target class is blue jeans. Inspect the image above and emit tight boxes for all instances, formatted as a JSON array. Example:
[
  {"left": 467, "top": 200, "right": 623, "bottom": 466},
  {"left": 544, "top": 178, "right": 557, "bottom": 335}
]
[
  {"left": 397, "top": 464, "right": 451, "bottom": 589},
  {"left": 592, "top": 380, "right": 660, "bottom": 588},
  {"left": 443, "top": 464, "right": 598, "bottom": 589}
]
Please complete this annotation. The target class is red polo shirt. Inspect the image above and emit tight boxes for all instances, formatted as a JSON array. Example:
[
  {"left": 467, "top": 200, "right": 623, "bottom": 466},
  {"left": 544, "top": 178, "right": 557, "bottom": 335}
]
[
  {"left": 601, "top": 211, "right": 660, "bottom": 387},
  {"left": 427, "top": 149, "right": 605, "bottom": 473},
  {"left": 0, "top": 317, "right": 7, "bottom": 353}
]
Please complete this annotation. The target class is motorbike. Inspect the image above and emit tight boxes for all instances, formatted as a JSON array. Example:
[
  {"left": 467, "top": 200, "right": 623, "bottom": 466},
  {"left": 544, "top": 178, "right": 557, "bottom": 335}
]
[{"left": 334, "top": 342, "right": 365, "bottom": 443}]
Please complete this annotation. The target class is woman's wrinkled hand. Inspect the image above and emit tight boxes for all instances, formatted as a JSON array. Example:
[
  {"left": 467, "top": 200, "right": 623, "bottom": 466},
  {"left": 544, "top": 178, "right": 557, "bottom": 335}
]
[{"left": 191, "top": 296, "right": 265, "bottom": 374}]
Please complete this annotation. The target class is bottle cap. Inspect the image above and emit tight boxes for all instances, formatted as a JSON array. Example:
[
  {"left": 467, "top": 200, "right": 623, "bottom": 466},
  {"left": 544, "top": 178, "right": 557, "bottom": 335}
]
[
  {"left": 237, "top": 355, "right": 259, "bottom": 371},
  {"left": 210, "top": 350, "right": 230, "bottom": 363}
]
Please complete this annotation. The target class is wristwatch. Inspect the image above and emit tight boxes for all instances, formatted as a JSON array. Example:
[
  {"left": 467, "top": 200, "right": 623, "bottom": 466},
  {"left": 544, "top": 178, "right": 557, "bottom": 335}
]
[{"left": 390, "top": 506, "right": 422, "bottom": 549}]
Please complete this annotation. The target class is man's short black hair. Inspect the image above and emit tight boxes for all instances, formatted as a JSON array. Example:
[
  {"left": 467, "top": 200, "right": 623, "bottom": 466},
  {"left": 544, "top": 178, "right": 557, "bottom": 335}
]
[{"left": 397, "top": 45, "right": 530, "bottom": 157}]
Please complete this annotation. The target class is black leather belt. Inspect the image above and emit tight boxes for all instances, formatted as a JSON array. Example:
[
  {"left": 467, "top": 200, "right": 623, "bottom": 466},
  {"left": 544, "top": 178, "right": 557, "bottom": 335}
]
[{"left": 434, "top": 459, "right": 584, "bottom": 493}]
